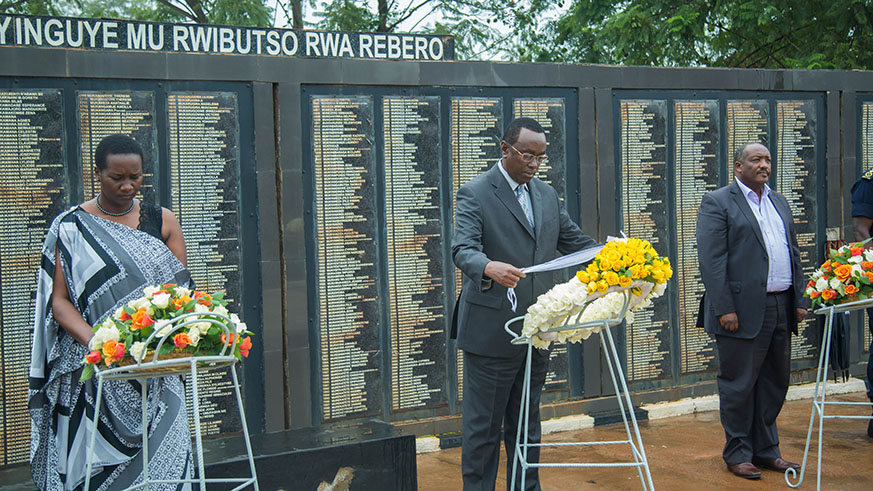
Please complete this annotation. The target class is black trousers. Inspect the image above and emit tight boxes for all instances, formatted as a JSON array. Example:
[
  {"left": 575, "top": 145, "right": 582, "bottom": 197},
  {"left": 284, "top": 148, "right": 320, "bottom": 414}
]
[
  {"left": 461, "top": 349, "right": 549, "bottom": 491},
  {"left": 715, "top": 291, "right": 791, "bottom": 465}
]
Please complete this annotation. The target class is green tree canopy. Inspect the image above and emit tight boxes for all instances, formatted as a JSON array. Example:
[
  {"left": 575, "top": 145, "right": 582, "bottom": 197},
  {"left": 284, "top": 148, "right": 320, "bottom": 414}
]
[{"left": 524, "top": 0, "right": 873, "bottom": 69}]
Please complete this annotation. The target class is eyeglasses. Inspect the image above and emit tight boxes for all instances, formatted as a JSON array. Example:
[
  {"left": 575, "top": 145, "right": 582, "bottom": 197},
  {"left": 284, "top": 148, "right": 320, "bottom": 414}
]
[{"left": 507, "top": 142, "right": 548, "bottom": 164}]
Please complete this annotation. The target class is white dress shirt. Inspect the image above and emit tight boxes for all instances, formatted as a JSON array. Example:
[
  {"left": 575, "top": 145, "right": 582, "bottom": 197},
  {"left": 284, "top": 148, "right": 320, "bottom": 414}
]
[{"left": 735, "top": 178, "right": 793, "bottom": 292}]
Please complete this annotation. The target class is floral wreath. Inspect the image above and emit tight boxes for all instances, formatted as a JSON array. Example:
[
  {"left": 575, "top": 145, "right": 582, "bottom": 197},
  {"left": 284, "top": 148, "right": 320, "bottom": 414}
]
[{"left": 521, "top": 238, "right": 672, "bottom": 349}]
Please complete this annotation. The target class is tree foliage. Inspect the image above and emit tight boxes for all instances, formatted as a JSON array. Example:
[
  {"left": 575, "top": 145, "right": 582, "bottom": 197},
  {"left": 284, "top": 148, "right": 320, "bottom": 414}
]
[{"left": 525, "top": 0, "right": 873, "bottom": 69}]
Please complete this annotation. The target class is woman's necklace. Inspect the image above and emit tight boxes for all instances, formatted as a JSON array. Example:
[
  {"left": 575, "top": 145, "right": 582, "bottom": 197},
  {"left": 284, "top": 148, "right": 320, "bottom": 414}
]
[{"left": 96, "top": 193, "right": 135, "bottom": 217}]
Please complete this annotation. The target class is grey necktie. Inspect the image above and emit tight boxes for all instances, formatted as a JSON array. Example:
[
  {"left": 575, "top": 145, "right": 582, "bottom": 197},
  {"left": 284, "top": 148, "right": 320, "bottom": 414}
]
[{"left": 516, "top": 184, "right": 534, "bottom": 229}]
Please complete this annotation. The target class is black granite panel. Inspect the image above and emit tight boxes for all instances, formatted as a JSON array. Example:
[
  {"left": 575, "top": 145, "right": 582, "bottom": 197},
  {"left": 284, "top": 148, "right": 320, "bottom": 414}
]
[
  {"left": 167, "top": 90, "right": 243, "bottom": 434},
  {"left": 310, "top": 95, "right": 382, "bottom": 421},
  {"left": 775, "top": 99, "right": 818, "bottom": 361},
  {"left": 674, "top": 100, "right": 720, "bottom": 374},
  {"left": 619, "top": 99, "right": 672, "bottom": 382},
  {"left": 0, "top": 88, "right": 66, "bottom": 466},
  {"left": 77, "top": 90, "right": 156, "bottom": 202},
  {"left": 383, "top": 95, "right": 447, "bottom": 413}
]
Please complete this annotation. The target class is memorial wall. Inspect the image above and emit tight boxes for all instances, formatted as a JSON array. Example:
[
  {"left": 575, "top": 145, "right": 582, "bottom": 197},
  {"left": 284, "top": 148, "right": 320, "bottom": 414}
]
[
  {"left": 4, "top": 22, "right": 873, "bottom": 470},
  {"left": 616, "top": 92, "right": 825, "bottom": 387},
  {"left": 304, "top": 88, "right": 578, "bottom": 422},
  {"left": 0, "top": 81, "right": 256, "bottom": 466}
]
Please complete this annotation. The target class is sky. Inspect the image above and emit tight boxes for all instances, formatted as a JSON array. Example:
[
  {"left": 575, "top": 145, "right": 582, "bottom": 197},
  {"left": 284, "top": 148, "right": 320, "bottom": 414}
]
[{"left": 268, "top": 0, "right": 445, "bottom": 32}]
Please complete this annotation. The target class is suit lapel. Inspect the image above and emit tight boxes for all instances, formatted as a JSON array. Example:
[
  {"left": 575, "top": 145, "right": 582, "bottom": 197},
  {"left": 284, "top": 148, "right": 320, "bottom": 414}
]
[
  {"left": 490, "top": 163, "right": 536, "bottom": 239},
  {"left": 730, "top": 181, "right": 767, "bottom": 251}
]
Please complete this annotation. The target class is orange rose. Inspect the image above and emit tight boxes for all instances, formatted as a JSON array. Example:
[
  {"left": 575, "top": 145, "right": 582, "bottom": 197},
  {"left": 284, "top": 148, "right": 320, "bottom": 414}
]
[
  {"left": 239, "top": 336, "right": 252, "bottom": 358},
  {"left": 809, "top": 290, "right": 820, "bottom": 298},
  {"left": 194, "top": 292, "right": 212, "bottom": 306},
  {"left": 866, "top": 271, "right": 873, "bottom": 282},
  {"left": 821, "top": 289, "right": 837, "bottom": 301},
  {"left": 851, "top": 247, "right": 864, "bottom": 256},
  {"left": 821, "top": 260, "right": 832, "bottom": 272},
  {"left": 862, "top": 261, "right": 873, "bottom": 270},
  {"left": 102, "top": 340, "right": 126, "bottom": 364},
  {"left": 131, "top": 308, "right": 155, "bottom": 330},
  {"left": 118, "top": 310, "right": 132, "bottom": 321},
  {"left": 85, "top": 350, "right": 102, "bottom": 364},
  {"left": 845, "top": 284, "right": 859, "bottom": 295},
  {"left": 834, "top": 264, "right": 853, "bottom": 282},
  {"left": 172, "top": 298, "right": 184, "bottom": 310},
  {"left": 221, "top": 332, "right": 236, "bottom": 346},
  {"left": 807, "top": 279, "right": 816, "bottom": 288},
  {"left": 174, "top": 333, "right": 192, "bottom": 349}
]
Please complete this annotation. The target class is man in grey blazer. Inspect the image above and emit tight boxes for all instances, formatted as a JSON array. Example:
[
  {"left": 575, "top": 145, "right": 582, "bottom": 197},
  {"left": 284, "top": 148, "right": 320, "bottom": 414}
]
[
  {"left": 696, "top": 142, "right": 809, "bottom": 480},
  {"left": 452, "top": 117, "right": 596, "bottom": 490}
]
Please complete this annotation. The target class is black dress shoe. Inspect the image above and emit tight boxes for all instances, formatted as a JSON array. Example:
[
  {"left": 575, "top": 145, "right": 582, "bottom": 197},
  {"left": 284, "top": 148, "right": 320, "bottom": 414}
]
[
  {"left": 727, "top": 462, "right": 762, "bottom": 479},
  {"left": 752, "top": 457, "right": 801, "bottom": 472}
]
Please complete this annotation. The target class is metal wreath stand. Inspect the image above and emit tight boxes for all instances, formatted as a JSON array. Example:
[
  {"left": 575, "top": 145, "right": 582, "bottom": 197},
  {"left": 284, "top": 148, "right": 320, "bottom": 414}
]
[
  {"left": 503, "top": 289, "right": 655, "bottom": 491},
  {"left": 84, "top": 312, "right": 259, "bottom": 490},
  {"left": 785, "top": 297, "right": 873, "bottom": 490}
]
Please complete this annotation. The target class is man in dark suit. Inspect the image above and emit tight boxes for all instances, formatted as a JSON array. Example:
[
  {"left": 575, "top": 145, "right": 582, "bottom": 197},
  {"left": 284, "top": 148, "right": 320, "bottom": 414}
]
[
  {"left": 849, "top": 169, "right": 873, "bottom": 438},
  {"left": 696, "top": 142, "right": 809, "bottom": 480},
  {"left": 452, "top": 117, "right": 596, "bottom": 490}
]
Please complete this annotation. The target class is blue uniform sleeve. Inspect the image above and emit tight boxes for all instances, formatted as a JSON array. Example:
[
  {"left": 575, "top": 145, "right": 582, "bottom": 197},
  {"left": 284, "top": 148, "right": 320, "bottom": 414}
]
[{"left": 851, "top": 177, "right": 873, "bottom": 218}]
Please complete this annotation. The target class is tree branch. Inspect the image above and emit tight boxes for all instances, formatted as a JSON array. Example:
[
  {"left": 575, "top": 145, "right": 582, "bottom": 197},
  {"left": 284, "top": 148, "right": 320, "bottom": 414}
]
[
  {"left": 156, "top": 0, "right": 199, "bottom": 22},
  {"left": 387, "top": 0, "right": 433, "bottom": 32}
]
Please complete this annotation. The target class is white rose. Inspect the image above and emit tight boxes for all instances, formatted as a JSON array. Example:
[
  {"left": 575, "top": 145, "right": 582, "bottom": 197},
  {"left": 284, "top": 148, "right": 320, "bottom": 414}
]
[
  {"left": 151, "top": 292, "right": 171, "bottom": 309},
  {"left": 89, "top": 323, "right": 120, "bottom": 351},
  {"left": 865, "top": 249, "right": 873, "bottom": 262},
  {"left": 194, "top": 303, "right": 210, "bottom": 314},
  {"left": 155, "top": 320, "right": 174, "bottom": 338},
  {"left": 816, "top": 277, "right": 830, "bottom": 291},
  {"left": 213, "top": 305, "right": 229, "bottom": 317},
  {"left": 128, "top": 296, "right": 151, "bottom": 311},
  {"left": 849, "top": 255, "right": 863, "bottom": 264},
  {"left": 143, "top": 286, "right": 160, "bottom": 297},
  {"left": 174, "top": 286, "right": 191, "bottom": 298},
  {"left": 852, "top": 264, "right": 864, "bottom": 277},
  {"left": 187, "top": 328, "right": 201, "bottom": 346},
  {"left": 653, "top": 282, "right": 667, "bottom": 296},
  {"left": 130, "top": 341, "right": 148, "bottom": 362},
  {"left": 829, "top": 277, "right": 842, "bottom": 290}
]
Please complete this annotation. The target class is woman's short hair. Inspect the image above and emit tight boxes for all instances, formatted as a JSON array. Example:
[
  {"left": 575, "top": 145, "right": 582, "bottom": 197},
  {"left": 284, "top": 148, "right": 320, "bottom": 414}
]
[{"left": 95, "top": 134, "right": 143, "bottom": 170}]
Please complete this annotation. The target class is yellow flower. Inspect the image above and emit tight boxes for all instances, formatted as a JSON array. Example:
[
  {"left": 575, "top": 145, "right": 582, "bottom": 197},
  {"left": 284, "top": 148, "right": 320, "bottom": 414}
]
[
  {"left": 632, "top": 287, "right": 642, "bottom": 296},
  {"left": 619, "top": 276, "right": 633, "bottom": 287},
  {"left": 604, "top": 271, "right": 620, "bottom": 286},
  {"left": 576, "top": 271, "right": 589, "bottom": 283},
  {"left": 587, "top": 282, "right": 598, "bottom": 294},
  {"left": 596, "top": 280, "right": 609, "bottom": 293},
  {"left": 599, "top": 258, "right": 611, "bottom": 271}
]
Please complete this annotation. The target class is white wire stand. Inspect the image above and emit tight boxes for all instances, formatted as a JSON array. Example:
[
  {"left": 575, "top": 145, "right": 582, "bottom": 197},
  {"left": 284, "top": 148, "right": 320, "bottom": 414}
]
[
  {"left": 503, "top": 290, "right": 654, "bottom": 491},
  {"left": 84, "top": 312, "right": 259, "bottom": 490},
  {"left": 785, "top": 297, "right": 873, "bottom": 490}
]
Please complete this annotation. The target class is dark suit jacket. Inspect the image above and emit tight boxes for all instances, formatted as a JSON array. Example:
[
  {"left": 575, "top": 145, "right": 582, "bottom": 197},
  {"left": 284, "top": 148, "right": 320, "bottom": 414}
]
[
  {"left": 451, "top": 162, "right": 596, "bottom": 358},
  {"left": 696, "top": 181, "right": 809, "bottom": 339}
]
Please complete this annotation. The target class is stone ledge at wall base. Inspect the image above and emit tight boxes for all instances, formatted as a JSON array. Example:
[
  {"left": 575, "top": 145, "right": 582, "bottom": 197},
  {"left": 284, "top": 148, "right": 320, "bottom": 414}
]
[
  {"left": 412, "top": 378, "right": 869, "bottom": 454},
  {"left": 202, "top": 419, "right": 416, "bottom": 490}
]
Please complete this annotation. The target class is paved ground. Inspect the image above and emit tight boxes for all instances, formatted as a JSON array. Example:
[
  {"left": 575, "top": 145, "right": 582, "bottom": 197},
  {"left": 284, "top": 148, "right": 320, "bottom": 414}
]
[{"left": 417, "top": 393, "right": 873, "bottom": 491}]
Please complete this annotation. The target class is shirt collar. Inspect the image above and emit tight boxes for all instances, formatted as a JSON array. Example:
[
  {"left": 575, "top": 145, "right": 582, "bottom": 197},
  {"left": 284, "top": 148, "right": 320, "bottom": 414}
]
[
  {"left": 498, "top": 159, "right": 525, "bottom": 191},
  {"left": 735, "top": 177, "right": 770, "bottom": 202}
]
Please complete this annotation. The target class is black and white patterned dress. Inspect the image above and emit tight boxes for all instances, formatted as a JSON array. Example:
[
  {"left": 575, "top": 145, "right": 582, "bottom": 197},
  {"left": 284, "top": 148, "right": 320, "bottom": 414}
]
[{"left": 29, "top": 204, "right": 194, "bottom": 490}]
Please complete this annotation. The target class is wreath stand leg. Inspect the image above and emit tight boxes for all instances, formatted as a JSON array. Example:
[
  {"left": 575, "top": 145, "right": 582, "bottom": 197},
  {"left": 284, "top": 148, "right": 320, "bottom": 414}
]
[{"left": 507, "top": 290, "right": 655, "bottom": 490}]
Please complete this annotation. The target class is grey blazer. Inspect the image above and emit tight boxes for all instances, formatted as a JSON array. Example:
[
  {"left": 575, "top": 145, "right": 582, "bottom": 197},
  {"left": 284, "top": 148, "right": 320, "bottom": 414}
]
[
  {"left": 696, "top": 181, "right": 809, "bottom": 339},
  {"left": 451, "top": 163, "right": 596, "bottom": 358}
]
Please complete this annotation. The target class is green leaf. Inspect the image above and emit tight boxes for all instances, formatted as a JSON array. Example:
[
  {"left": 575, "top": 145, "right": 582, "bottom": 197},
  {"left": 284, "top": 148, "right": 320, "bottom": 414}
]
[
  {"left": 80, "top": 364, "right": 95, "bottom": 382},
  {"left": 159, "top": 343, "right": 175, "bottom": 355}
]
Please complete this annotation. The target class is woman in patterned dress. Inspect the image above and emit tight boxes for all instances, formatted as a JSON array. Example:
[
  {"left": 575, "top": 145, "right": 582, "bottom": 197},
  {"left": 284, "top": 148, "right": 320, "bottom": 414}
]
[{"left": 29, "top": 134, "right": 194, "bottom": 490}]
